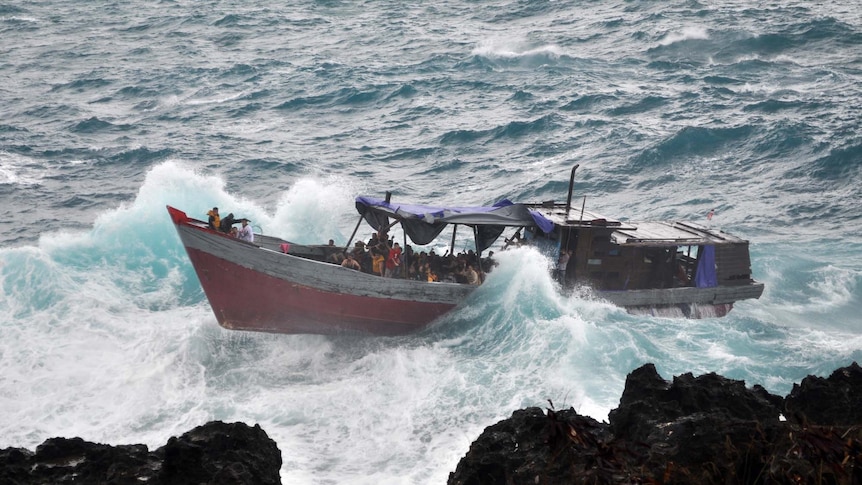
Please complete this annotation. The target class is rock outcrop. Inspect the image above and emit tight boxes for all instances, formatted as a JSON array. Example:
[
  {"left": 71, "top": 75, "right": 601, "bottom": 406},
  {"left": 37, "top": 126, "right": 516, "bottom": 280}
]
[
  {"left": 0, "top": 421, "right": 281, "bottom": 485},
  {"left": 450, "top": 362, "right": 862, "bottom": 485},
  {"left": 785, "top": 362, "right": 862, "bottom": 426}
]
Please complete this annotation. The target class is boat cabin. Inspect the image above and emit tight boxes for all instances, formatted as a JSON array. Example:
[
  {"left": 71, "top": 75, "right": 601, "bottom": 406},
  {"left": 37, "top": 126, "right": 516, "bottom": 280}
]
[
  {"left": 525, "top": 202, "right": 756, "bottom": 292},
  {"left": 258, "top": 164, "right": 758, "bottom": 301}
]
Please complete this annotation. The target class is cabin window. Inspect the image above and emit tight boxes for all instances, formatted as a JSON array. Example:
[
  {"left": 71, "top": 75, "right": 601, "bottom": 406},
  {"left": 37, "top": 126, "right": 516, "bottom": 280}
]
[
  {"left": 675, "top": 246, "right": 699, "bottom": 280},
  {"left": 608, "top": 248, "right": 620, "bottom": 256},
  {"left": 676, "top": 245, "right": 699, "bottom": 259},
  {"left": 588, "top": 258, "right": 602, "bottom": 265}
]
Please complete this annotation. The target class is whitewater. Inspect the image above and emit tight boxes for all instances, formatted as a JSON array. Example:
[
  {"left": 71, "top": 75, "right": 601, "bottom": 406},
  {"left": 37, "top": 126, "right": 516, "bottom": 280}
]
[{"left": 1, "top": 0, "right": 860, "bottom": 483}]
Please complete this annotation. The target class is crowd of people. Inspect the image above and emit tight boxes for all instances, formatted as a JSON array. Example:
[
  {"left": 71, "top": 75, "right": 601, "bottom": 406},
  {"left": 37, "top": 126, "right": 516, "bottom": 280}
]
[
  {"left": 328, "top": 230, "right": 496, "bottom": 285},
  {"left": 207, "top": 207, "right": 254, "bottom": 243},
  {"left": 207, "top": 206, "right": 499, "bottom": 285}
]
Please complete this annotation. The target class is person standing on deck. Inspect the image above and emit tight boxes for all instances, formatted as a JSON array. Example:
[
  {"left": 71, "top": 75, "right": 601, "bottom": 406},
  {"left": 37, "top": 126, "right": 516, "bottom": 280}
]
[
  {"left": 385, "top": 242, "right": 402, "bottom": 278},
  {"left": 556, "top": 249, "right": 570, "bottom": 285},
  {"left": 207, "top": 207, "right": 220, "bottom": 231},
  {"left": 369, "top": 231, "right": 389, "bottom": 276}
]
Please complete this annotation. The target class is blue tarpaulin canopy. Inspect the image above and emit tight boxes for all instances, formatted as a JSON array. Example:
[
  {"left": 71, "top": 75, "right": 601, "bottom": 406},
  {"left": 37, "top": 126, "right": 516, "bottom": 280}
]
[
  {"left": 355, "top": 196, "right": 554, "bottom": 251},
  {"left": 695, "top": 245, "right": 718, "bottom": 288}
]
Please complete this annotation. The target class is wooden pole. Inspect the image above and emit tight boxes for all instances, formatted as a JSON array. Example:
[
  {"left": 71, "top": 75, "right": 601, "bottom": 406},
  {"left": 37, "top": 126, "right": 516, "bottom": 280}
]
[
  {"left": 402, "top": 231, "right": 408, "bottom": 279},
  {"left": 449, "top": 224, "right": 457, "bottom": 255},
  {"left": 579, "top": 195, "right": 587, "bottom": 223},
  {"left": 565, "top": 164, "right": 580, "bottom": 214},
  {"left": 345, "top": 214, "right": 364, "bottom": 252},
  {"left": 473, "top": 225, "right": 484, "bottom": 282}
]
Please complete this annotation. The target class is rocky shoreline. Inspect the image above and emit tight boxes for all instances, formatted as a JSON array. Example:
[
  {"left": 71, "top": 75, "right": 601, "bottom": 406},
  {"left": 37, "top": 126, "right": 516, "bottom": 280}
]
[
  {"left": 1, "top": 363, "right": 859, "bottom": 484},
  {"left": 449, "top": 362, "right": 862, "bottom": 484},
  {"left": 0, "top": 421, "right": 281, "bottom": 485}
]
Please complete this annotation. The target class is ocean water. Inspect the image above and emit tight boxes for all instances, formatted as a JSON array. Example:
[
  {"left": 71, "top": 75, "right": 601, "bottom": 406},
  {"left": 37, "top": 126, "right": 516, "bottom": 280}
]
[{"left": 1, "top": 0, "right": 861, "bottom": 482}]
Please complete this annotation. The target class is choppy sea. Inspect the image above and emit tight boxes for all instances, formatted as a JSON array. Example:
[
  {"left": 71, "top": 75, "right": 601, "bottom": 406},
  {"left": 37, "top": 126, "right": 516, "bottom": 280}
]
[{"left": 1, "top": 0, "right": 861, "bottom": 483}]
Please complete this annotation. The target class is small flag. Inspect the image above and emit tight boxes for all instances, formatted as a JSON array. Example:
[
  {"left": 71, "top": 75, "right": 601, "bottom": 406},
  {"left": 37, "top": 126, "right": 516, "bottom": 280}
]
[{"left": 707, "top": 209, "right": 715, "bottom": 221}]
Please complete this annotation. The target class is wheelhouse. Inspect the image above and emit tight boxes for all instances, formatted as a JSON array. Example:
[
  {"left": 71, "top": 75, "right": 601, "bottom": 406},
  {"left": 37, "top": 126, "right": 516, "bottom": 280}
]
[{"left": 524, "top": 165, "right": 759, "bottom": 296}]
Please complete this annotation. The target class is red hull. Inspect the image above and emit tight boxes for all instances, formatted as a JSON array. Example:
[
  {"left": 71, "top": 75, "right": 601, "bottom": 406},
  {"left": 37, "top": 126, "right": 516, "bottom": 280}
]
[
  {"left": 168, "top": 205, "right": 466, "bottom": 335},
  {"left": 185, "top": 247, "right": 456, "bottom": 335}
]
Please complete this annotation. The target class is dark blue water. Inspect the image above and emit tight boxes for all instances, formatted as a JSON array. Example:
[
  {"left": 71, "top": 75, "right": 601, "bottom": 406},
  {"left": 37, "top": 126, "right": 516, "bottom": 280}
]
[{"left": 1, "top": 1, "right": 860, "bottom": 482}]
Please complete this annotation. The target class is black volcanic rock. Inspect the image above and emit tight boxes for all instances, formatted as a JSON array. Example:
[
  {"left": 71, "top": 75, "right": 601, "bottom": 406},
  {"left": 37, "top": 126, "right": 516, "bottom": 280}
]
[
  {"left": 607, "top": 363, "right": 787, "bottom": 478},
  {"left": 785, "top": 361, "right": 862, "bottom": 425},
  {"left": 609, "top": 363, "right": 783, "bottom": 443},
  {"left": 449, "top": 362, "right": 862, "bottom": 485},
  {"left": 448, "top": 406, "right": 611, "bottom": 484},
  {"left": 0, "top": 421, "right": 281, "bottom": 485},
  {"left": 157, "top": 421, "right": 281, "bottom": 485}
]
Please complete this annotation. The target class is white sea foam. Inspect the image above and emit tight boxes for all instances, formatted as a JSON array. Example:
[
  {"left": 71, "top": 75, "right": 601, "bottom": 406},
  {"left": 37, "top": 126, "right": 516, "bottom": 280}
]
[
  {"left": 0, "top": 151, "right": 43, "bottom": 186},
  {"left": 804, "top": 265, "right": 857, "bottom": 311},
  {"left": 472, "top": 37, "right": 564, "bottom": 60},
  {"left": 658, "top": 26, "right": 710, "bottom": 46},
  {"left": 185, "top": 90, "right": 248, "bottom": 106}
]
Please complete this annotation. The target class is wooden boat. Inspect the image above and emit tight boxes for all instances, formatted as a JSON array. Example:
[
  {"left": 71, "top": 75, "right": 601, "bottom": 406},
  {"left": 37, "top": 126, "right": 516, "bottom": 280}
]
[{"left": 167, "top": 165, "right": 764, "bottom": 335}]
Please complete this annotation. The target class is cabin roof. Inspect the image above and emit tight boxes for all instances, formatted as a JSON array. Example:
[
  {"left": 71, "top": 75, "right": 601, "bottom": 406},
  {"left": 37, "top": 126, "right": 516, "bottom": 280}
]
[
  {"left": 529, "top": 204, "right": 628, "bottom": 227},
  {"left": 609, "top": 221, "right": 748, "bottom": 246},
  {"left": 530, "top": 204, "right": 748, "bottom": 246}
]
